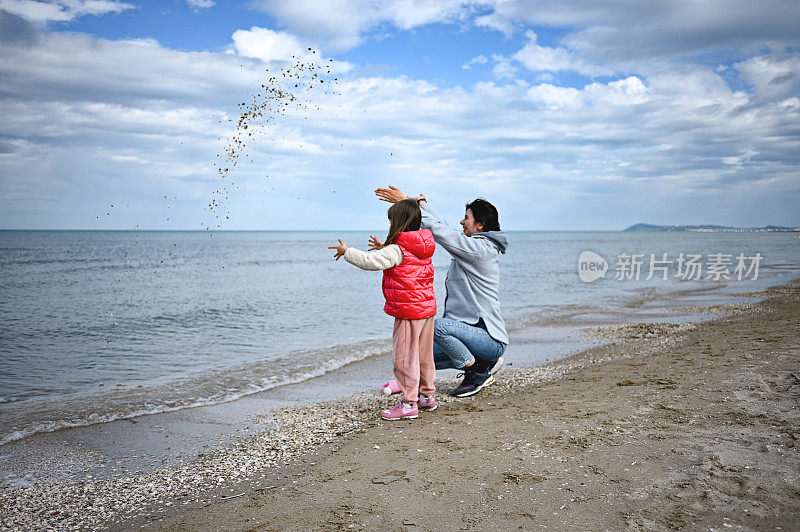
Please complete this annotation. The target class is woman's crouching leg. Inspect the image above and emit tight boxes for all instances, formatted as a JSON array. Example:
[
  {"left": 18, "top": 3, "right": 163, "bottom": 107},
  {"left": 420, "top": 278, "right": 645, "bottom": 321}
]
[{"left": 432, "top": 317, "right": 475, "bottom": 369}]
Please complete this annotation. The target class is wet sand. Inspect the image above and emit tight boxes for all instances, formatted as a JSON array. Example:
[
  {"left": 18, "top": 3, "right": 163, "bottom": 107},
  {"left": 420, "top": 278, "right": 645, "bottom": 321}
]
[{"left": 128, "top": 280, "right": 800, "bottom": 531}]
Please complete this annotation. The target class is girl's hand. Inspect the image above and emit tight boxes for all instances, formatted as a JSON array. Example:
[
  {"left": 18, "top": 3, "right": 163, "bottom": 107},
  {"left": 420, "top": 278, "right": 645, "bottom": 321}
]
[
  {"left": 368, "top": 235, "right": 384, "bottom": 250},
  {"left": 328, "top": 239, "right": 348, "bottom": 260}
]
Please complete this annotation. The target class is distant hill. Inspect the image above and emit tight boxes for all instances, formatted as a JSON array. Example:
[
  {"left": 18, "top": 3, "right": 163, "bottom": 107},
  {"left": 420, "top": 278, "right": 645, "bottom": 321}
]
[{"left": 624, "top": 223, "right": 800, "bottom": 232}]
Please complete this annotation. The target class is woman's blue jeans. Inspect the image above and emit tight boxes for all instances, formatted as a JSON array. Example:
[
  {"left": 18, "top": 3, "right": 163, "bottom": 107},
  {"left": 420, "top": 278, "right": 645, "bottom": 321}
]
[{"left": 433, "top": 317, "right": 506, "bottom": 370}]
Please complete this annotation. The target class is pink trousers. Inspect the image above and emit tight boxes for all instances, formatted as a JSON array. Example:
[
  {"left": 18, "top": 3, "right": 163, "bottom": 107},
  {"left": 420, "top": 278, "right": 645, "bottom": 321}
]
[{"left": 392, "top": 316, "right": 436, "bottom": 403}]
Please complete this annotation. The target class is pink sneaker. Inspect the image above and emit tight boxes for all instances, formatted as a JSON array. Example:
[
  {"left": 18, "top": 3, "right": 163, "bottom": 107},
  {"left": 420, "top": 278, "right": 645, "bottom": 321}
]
[
  {"left": 418, "top": 395, "right": 437, "bottom": 411},
  {"left": 381, "top": 379, "right": 401, "bottom": 395},
  {"left": 381, "top": 402, "right": 418, "bottom": 421}
]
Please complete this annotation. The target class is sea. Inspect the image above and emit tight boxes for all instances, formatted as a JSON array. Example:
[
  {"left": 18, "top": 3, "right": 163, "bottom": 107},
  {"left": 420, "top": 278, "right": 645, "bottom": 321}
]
[{"left": 1, "top": 229, "right": 799, "bottom": 449}]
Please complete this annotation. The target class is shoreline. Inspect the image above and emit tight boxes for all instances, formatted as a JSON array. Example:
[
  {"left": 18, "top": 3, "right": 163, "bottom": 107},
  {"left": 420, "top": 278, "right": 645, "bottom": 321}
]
[
  {"left": 1, "top": 278, "right": 797, "bottom": 529},
  {"left": 1, "top": 274, "right": 772, "bottom": 491}
]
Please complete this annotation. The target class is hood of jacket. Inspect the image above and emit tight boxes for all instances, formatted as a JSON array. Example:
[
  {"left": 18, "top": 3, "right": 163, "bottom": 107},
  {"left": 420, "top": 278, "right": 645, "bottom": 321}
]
[
  {"left": 473, "top": 230, "right": 508, "bottom": 254},
  {"left": 393, "top": 229, "right": 435, "bottom": 259}
]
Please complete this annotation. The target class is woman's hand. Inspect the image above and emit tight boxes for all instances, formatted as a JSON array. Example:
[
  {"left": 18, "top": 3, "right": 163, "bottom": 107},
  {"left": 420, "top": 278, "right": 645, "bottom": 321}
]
[
  {"left": 328, "top": 239, "right": 348, "bottom": 260},
  {"left": 368, "top": 235, "right": 384, "bottom": 250},
  {"left": 375, "top": 185, "right": 426, "bottom": 204},
  {"left": 375, "top": 185, "right": 406, "bottom": 203}
]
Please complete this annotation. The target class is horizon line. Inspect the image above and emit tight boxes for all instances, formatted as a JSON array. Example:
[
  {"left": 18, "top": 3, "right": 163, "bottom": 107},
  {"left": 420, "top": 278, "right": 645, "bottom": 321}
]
[{"left": 0, "top": 228, "right": 628, "bottom": 233}]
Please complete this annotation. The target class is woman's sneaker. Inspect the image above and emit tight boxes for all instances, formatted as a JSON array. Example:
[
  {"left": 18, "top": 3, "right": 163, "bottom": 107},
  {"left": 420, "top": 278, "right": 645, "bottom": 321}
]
[
  {"left": 488, "top": 355, "right": 505, "bottom": 375},
  {"left": 452, "top": 371, "right": 494, "bottom": 398},
  {"left": 381, "top": 402, "right": 419, "bottom": 420},
  {"left": 418, "top": 395, "right": 437, "bottom": 411},
  {"left": 473, "top": 356, "right": 505, "bottom": 376}
]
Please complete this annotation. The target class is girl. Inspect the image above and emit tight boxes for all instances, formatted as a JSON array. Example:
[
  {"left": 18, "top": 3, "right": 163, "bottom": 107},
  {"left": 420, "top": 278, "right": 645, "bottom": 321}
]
[{"left": 329, "top": 199, "right": 437, "bottom": 420}]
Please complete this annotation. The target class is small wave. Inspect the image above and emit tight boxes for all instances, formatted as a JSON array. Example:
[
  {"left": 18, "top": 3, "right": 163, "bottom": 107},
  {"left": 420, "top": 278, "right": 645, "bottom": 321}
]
[
  {"left": 2, "top": 257, "right": 115, "bottom": 267},
  {"left": 0, "top": 340, "right": 391, "bottom": 447},
  {"left": 2, "top": 471, "right": 37, "bottom": 489}
]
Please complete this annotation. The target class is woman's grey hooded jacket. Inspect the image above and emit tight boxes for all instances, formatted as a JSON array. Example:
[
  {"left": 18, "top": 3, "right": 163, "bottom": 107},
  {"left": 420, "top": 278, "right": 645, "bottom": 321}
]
[{"left": 420, "top": 202, "right": 509, "bottom": 345}]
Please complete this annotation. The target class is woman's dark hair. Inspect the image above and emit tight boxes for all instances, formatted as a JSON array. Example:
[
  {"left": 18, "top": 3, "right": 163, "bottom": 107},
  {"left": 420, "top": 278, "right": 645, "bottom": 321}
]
[
  {"left": 465, "top": 198, "right": 500, "bottom": 232},
  {"left": 385, "top": 199, "right": 422, "bottom": 245}
]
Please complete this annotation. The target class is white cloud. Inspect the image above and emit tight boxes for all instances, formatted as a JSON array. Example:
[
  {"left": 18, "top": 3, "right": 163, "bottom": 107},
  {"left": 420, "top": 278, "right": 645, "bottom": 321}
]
[
  {"left": 474, "top": 11, "right": 514, "bottom": 35},
  {"left": 526, "top": 83, "right": 582, "bottom": 108},
  {"left": 231, "top": 27, "right": 306, "bottom": 63},
  {"left": 486, "top": 0, "right": 800, "bottom": 68},
  {"left": 247, "top": 0, "right": 478, "bottom": 51},
  {"left": 0, "top": 32, "right": 265, "bottom": 105},
  {"left": 513, "top": 30, "right": 612, "bottom": 77},
  {"left": 0, "top": 0, "right": 134, "bottom": 23},
  {"left": 584, "top": 76, "right": 649, "bottom": 106},
  {"left": 722, "top": 149, "right": 758, "bottom": 169},
  {"left": 111, "top": 154, "right": 149, "bottom": 164},
  {"left": 230, "top": 27, "right": 353, "bottom": 73},
  {"left": 249, "top": 0, "right": 365, "bottom": 51},
  {"left": 490, "top": 54, "right": 517, "bottom": 79},
  {"left": 735, "top": 53, "right": 800, "bottom": 104},
  {"left": 525, "top": 76, "right": 649, "bottom": 109},
  {"left": 186, "top": 0, "right": 214, "bottom": 8},
  {"left": 461, "top": 54, "right": 488, "bottom": 70}
]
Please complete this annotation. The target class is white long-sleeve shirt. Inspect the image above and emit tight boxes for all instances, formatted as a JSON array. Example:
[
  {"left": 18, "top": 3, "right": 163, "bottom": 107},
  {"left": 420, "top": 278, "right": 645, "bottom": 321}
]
[{"left": 343, "top": 244, "right": 402, "bottom": 270}]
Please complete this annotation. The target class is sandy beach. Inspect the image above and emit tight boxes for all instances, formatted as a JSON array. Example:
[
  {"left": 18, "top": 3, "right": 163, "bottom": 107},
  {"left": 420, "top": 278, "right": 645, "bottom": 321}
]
[
  {"left": 109, "top": 280, "right": 799, "bottom": 531},
  {"left": 3, "top": 279, "right": 799, "bottom": 530}
]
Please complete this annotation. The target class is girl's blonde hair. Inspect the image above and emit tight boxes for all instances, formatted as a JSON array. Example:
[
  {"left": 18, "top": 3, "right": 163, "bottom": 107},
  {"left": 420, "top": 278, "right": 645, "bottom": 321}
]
[{"left": 385, "top": 199, "right": 421, "bottom": 246}]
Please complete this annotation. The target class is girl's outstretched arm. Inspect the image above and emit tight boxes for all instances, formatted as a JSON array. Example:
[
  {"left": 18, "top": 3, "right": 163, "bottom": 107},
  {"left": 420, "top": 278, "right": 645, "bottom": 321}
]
[
  {"left": 344, "top": 244, "right": 403, "bottom": 271},
  {"left": 329, "top": 237, "right": 401, "bottom": 270}
]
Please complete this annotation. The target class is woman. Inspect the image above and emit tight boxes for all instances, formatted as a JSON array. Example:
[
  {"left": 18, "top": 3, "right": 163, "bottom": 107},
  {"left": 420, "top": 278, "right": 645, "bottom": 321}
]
[{"left": 376, "top": 186, "right": 508, "bottom": 397}]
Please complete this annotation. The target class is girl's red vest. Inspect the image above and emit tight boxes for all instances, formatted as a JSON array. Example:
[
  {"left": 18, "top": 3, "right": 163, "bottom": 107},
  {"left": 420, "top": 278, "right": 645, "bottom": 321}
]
[{"left": 382, "top": 229, "right": 437, "bottom": 320}]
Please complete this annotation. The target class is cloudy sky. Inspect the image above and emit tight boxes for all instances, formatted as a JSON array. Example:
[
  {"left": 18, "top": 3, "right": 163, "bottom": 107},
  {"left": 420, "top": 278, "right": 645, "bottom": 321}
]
[{"left": 1, "top": 0, "right": 798, "bottom": 230}]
